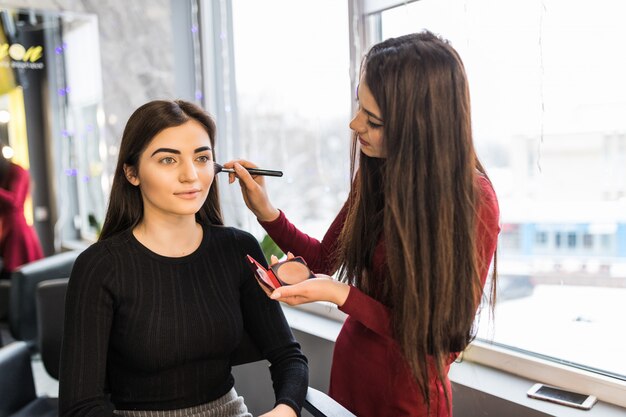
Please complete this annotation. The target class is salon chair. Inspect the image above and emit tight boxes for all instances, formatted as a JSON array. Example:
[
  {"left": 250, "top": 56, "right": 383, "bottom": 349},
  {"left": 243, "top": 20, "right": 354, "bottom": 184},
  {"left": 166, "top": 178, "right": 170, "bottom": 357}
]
[
  {"left": 0, "top": 278, "right": 354, "bottom": 417},
  {"left": 8, "top": 250, "right": 81, "bottom": 345}
]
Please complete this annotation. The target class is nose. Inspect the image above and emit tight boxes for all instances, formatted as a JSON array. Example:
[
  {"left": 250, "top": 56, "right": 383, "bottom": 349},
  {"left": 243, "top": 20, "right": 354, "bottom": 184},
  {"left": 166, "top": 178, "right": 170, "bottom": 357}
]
[
  {"left": 179, "top": 160, "right": 199, "bottom": 182},
  {"left": 349, "top": 110, "right": 366, "bottom": 133}
]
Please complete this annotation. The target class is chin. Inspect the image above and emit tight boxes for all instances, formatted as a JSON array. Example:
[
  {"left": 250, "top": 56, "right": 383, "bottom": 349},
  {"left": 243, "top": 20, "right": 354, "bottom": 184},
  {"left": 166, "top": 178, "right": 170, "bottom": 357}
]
[{"left": 360, "top": 149, "right": 384, "bottom": 159}]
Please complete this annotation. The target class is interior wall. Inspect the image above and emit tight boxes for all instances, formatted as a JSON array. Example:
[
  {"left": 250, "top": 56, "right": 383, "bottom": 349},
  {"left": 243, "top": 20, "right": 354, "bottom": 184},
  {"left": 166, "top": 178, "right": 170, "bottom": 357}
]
[{"left": 2, "top": 0, "right": 177, "bottom": 150}]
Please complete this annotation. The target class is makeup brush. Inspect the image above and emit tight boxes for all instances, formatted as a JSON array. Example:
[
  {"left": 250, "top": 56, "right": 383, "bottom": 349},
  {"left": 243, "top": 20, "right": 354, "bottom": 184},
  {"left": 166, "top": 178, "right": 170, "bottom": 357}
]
[{"left": 214, "top": 163, "right": 283, "bottom": 177}]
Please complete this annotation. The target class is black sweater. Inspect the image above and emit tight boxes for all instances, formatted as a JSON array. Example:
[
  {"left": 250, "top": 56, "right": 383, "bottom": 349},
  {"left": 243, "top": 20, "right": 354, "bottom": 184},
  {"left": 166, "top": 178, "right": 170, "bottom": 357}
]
[{"left": 58, "top": 224, "right": 308, "bottom": 416}]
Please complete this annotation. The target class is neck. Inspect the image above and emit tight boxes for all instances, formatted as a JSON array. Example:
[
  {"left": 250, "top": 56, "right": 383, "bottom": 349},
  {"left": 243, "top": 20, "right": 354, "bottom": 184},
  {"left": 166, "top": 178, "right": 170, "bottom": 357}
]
[{"left": 133, "top": 214, "right": 203, "bottom": 257}]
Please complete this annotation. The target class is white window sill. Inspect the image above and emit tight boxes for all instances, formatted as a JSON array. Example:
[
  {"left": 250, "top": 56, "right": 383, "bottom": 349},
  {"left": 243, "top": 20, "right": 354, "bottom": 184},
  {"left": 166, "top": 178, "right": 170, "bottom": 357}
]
[{"left": 282, "top": 304, "right": 626, "bottom": 412}]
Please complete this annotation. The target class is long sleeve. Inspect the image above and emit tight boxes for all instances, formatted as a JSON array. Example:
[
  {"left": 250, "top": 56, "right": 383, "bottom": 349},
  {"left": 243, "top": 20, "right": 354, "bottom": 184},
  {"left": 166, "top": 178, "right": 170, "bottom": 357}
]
[
  {"left": 237, "top": 232, "right": 308, "bottom": 415},
  {"left": 259, "top": 202, "right": 349, "bottom": 275},
  {"left": 0, "top": 164, "right": 29, "bottom": 210},
  {"left": 58, "top": 226, "right": 307, "bottom": 416},
  {"left": 59, "top": 245, "right": 117, "bottom": 417}
]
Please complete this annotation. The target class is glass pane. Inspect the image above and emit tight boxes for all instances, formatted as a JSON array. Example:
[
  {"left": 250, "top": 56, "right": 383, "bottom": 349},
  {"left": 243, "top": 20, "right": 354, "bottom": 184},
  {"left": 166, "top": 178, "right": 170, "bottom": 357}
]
[
  {"left": 381, "top": 0, "right": 626, "bottom": 379},
  {"left": 231, "top": 0, "right": 351, "bottom": 239},
  {"left": 0, "top": 8, "right": 107, "bottom": 247}
]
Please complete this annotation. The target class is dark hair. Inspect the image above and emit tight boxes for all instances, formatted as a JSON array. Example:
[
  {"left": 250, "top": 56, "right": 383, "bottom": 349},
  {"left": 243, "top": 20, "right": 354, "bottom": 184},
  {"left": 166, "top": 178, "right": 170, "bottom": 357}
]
[
  {"left": 99, "top": 100, "right": 223, "bottom": 240},
  {"left": 0, "top": 155, "right": 10, "bottom": 189},
  {"left": 337, "top": 31, "right": 497, "bottom": 410}
]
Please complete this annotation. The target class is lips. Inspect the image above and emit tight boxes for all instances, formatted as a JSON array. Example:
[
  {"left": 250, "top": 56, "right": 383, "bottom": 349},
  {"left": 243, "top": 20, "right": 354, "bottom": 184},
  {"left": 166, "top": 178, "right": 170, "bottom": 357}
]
[
  {"left": 174, "top": 189, "right": 201, "bottom": 199},
  {"left": 358, "top": 136, "right": 369, "bottom": 146}
]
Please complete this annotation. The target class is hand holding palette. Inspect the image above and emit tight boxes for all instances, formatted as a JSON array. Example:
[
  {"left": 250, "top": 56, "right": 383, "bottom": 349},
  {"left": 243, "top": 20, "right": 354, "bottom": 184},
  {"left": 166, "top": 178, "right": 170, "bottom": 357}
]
[{"left": 246, "top": 255, "right": 315, "bottom": 290}]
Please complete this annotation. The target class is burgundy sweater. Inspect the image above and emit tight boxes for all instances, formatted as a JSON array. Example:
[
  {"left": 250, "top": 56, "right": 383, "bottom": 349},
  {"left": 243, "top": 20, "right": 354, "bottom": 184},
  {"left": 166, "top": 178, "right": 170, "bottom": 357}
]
[{"left": 260, "top": 176, "right": 500, "bottom": 417}]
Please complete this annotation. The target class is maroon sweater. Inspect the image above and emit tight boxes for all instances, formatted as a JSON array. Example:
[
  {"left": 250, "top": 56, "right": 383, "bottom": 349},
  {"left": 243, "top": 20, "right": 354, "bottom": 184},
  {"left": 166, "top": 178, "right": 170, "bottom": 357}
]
[{"left": 260, "top": 176, "right": 500, "bottom": 417}]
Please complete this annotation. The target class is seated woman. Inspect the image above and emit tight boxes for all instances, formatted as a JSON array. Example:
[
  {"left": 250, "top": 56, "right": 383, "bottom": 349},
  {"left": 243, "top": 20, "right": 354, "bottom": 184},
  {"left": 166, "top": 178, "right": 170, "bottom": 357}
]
[{"left": 58, "top": 100, "right": 308, "bottom": 417}]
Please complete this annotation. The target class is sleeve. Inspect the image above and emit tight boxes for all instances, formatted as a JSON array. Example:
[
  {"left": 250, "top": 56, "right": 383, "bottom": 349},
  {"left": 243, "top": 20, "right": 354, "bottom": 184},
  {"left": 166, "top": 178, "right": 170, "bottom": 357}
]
[
  {"left": 0, "top": 164, "right": 29, "bottom": 209},
  {"left": 258, "top": 201, "right": 349, "bottom": 275},
  {"left": 58, "top": 246, "right": 116, "bottom": 417},
  {"left": 237, "top": 232, "right": 309, "bottom": 415},
  {"left": 339, "top": 285, "right": 393, "bottom": 338},
  {"left": 476, "top": 176, "right": 501, "bottom": 285}
]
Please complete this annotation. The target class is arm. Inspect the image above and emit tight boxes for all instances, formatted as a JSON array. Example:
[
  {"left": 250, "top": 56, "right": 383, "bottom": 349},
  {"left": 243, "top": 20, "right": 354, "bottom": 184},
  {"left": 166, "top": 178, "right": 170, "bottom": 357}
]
[
  {"left": 259, "top": 204, "right": 348, "bottom": 275},
  {"left": 238, "top": 233, "right": 308, "bottom": 416},
  {"left": 224, "top": 159, "right": 346, "bottom": 274},
  {"left": 0, "top": 164, "right": 30, "bottom": 209},
  {"left": 272, "top": 177, "right": 501, "bottom": 340},
  {"left": 58, "top": 246, "right": 116, "bottom": 417}
]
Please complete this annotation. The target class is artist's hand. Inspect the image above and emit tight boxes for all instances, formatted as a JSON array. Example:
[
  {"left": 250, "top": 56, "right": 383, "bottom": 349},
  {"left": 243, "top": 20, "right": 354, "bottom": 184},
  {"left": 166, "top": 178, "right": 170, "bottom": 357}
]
[
  {"left": 255, "top": 253, "right": 294, "bottom": 297},
  {"left": 223, "top": 159, "right": 280, "bottom": 222},
  {"left": 270, "top": 273, "right": 350, "bottom": 307},
  {"left": 258, "top": 403, "right": 297, "bottom": 417}
]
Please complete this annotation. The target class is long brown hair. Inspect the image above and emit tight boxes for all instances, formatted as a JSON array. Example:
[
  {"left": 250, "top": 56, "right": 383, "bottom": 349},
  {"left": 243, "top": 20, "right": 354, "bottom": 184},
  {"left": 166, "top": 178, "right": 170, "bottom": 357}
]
[
  {"left": 99, "top": 100, "right": 223, "bottom": 241},
  {"left": 337, "top": 31, "right": 496, "bottom": 410}
]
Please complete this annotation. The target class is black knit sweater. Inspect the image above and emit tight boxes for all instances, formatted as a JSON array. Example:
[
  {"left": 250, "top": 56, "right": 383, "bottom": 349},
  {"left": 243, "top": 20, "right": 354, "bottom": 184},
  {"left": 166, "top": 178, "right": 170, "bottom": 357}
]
[{"left": 59, "top": 224, "right": 308, "bottom": 416}]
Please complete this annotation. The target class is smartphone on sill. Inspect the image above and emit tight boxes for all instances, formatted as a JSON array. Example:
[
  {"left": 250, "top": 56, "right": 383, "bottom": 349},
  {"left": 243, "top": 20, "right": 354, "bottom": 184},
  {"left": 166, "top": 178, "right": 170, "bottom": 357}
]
[{"left": 527, "top": 383, "right": 597, "bottom": 410}]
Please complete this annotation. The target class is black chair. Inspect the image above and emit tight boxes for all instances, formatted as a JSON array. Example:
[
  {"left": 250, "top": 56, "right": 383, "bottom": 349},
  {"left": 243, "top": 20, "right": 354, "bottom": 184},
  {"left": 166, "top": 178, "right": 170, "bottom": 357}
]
[
  {"left": 0, "top": 341, "right": 57, "bottom": 417},
  {"left": 29, "top": 278, "right": 354, "bottom": 417},
  {"left": 8, "top": 251, "right": 81, "bottom": 345}
]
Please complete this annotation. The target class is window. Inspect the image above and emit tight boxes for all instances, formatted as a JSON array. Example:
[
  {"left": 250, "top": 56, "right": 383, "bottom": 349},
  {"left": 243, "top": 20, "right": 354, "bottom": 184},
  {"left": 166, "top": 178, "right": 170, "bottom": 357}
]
[
  {"left": 535, "top": 231, "right": 548, "bottom": 246},
  {"left": 200, "top": 0, "right": 626, "bottom": 407},
  {"left": 200, "top": 0, "right": 351, "bottom": 239},
  {"left": 371, "top": 0, "right": 626, "bottom": 406}
]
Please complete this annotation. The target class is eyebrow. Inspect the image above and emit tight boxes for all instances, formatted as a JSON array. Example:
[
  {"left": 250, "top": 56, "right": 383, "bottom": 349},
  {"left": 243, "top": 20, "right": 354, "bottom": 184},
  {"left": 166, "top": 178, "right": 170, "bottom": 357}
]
[
  {"left": 150, "top": 146, "right": 212, "bottom": 157},
  {"left": 363, "top": 107, "right": 384, "bottom": 123}
]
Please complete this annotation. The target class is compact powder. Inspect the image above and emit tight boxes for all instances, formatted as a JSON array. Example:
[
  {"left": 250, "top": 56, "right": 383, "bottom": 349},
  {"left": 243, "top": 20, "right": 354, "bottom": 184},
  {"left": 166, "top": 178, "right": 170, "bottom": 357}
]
[{"left": 275, "top": 261, "right": 311, "bottom": 285}]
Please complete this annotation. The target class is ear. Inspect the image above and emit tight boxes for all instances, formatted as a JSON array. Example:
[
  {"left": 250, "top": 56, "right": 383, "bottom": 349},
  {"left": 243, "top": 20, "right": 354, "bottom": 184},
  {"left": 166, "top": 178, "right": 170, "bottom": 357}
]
[{"left": 123, "top": 164, "right": 140, "bottom": 186}]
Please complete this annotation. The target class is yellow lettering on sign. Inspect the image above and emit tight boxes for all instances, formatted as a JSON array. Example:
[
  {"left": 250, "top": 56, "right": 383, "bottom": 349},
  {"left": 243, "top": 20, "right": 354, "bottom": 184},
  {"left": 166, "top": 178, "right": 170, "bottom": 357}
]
[
  {"left": 8, "top": 43, "right": 25, "bottom": 60},
  {"left": 0, "top": 43, "right": 44, "bottom": 62},
  {"left": 23, "top": 46, "right": 43, "bottom": 62},
  {"left": 0, "top": 43, "right": 8, "bottom": 60}
]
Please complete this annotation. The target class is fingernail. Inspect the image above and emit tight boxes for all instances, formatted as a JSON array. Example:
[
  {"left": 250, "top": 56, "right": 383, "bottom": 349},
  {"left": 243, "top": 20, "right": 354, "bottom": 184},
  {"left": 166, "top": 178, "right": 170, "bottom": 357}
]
[{"left": 271, "top": 291, "right": 281, "bottom": 299}]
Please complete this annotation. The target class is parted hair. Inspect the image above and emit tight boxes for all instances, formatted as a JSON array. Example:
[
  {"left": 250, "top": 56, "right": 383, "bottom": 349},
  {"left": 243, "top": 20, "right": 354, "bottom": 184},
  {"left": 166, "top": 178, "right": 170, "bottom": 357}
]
[
  {"left": 99, "top": 100, "right": 223, "bottom": 241},
  {"left": 337, "top": 31, "right": 496, "bottom": 411}
]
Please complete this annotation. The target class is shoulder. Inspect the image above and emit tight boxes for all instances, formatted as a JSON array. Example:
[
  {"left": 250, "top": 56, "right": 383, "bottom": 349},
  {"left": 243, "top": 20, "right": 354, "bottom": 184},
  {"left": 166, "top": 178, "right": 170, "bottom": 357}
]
[
  {"left": 8, "top": 163, "right": 28, "bottom": 180},
  {"left": 474, "top": 174, "right": 500, "bottom": 231},
  {"left": 476, "top": 175, "right": 498, "bottom": 208},
  {"left": 205, "top": 224, "right": 258, "bottom": 246},
  {"left": 72, "top": 233, "right": 130, "bottom": 278}
]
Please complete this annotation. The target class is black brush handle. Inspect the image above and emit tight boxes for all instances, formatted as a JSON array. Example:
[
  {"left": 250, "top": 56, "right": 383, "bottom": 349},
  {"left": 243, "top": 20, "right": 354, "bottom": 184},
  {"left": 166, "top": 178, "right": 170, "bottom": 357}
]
[{"left": 217, "top": 165, "right": 283, "bottom": 177}]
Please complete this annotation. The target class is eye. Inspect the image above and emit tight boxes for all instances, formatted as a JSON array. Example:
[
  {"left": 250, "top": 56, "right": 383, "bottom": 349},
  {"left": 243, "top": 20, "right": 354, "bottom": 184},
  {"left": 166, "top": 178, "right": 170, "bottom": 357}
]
[
  {"left": 196, "top": 155, "right": 211, "bottom": 163},
  {"left": 367, "top": 120, "right": 384, "bottom": 129},
  {"left": 159, "top": 156, "right": 176, "bottom": 165}
]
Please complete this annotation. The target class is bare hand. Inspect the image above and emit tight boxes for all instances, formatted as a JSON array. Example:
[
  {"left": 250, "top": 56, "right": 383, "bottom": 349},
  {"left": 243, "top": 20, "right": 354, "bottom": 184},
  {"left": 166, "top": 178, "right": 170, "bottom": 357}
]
[
  {"left": 255, "top": 253, "right": 295, "bottom": 297},
  {"left": 270, "top": 274, "right": 350, "bottom": 307},
  {"left": 258, "top": 403, "right": 297, "bottom": 417},
  {"left": 223, "top": 159, "right": 280, "bottom": 222}
]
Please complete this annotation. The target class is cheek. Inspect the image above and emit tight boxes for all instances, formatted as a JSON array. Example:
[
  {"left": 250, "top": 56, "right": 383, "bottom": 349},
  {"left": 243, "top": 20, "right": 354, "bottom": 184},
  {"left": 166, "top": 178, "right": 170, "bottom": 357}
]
[
  {"left": 200, "top": 168, "right": 216, "bottom": 187},
  {"left": 372, "top": 130, "right": 384, "bottom": 148}
]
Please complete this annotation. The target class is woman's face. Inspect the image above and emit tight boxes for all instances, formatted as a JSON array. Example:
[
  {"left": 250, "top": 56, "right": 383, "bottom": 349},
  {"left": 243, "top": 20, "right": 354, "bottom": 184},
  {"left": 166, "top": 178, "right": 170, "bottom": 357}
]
[
  {"left": 125, "top": 120, "right": 215, "bottom": 220},
  {"left": 349, "top": 76, "right": 385, "bottom": 158}
]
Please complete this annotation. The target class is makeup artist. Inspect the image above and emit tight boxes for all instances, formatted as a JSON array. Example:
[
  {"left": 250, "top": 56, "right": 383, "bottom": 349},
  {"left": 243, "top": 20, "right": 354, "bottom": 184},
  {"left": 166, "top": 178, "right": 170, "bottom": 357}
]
[
  {"left": 225, "top": 31, "right": 500, "bottom": 417},
  {"left": 59, "top": 100, "right": 308, "bottom": 417}
]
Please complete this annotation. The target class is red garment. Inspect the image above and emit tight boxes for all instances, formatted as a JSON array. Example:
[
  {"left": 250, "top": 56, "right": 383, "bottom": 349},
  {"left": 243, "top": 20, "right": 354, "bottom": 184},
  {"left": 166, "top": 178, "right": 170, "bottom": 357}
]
[
  {"left": 0, "top": 163, "right": 43, "bottom": 272},
  {"left": 260, "top": 175, "right": 500, "bottom": 417}
]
